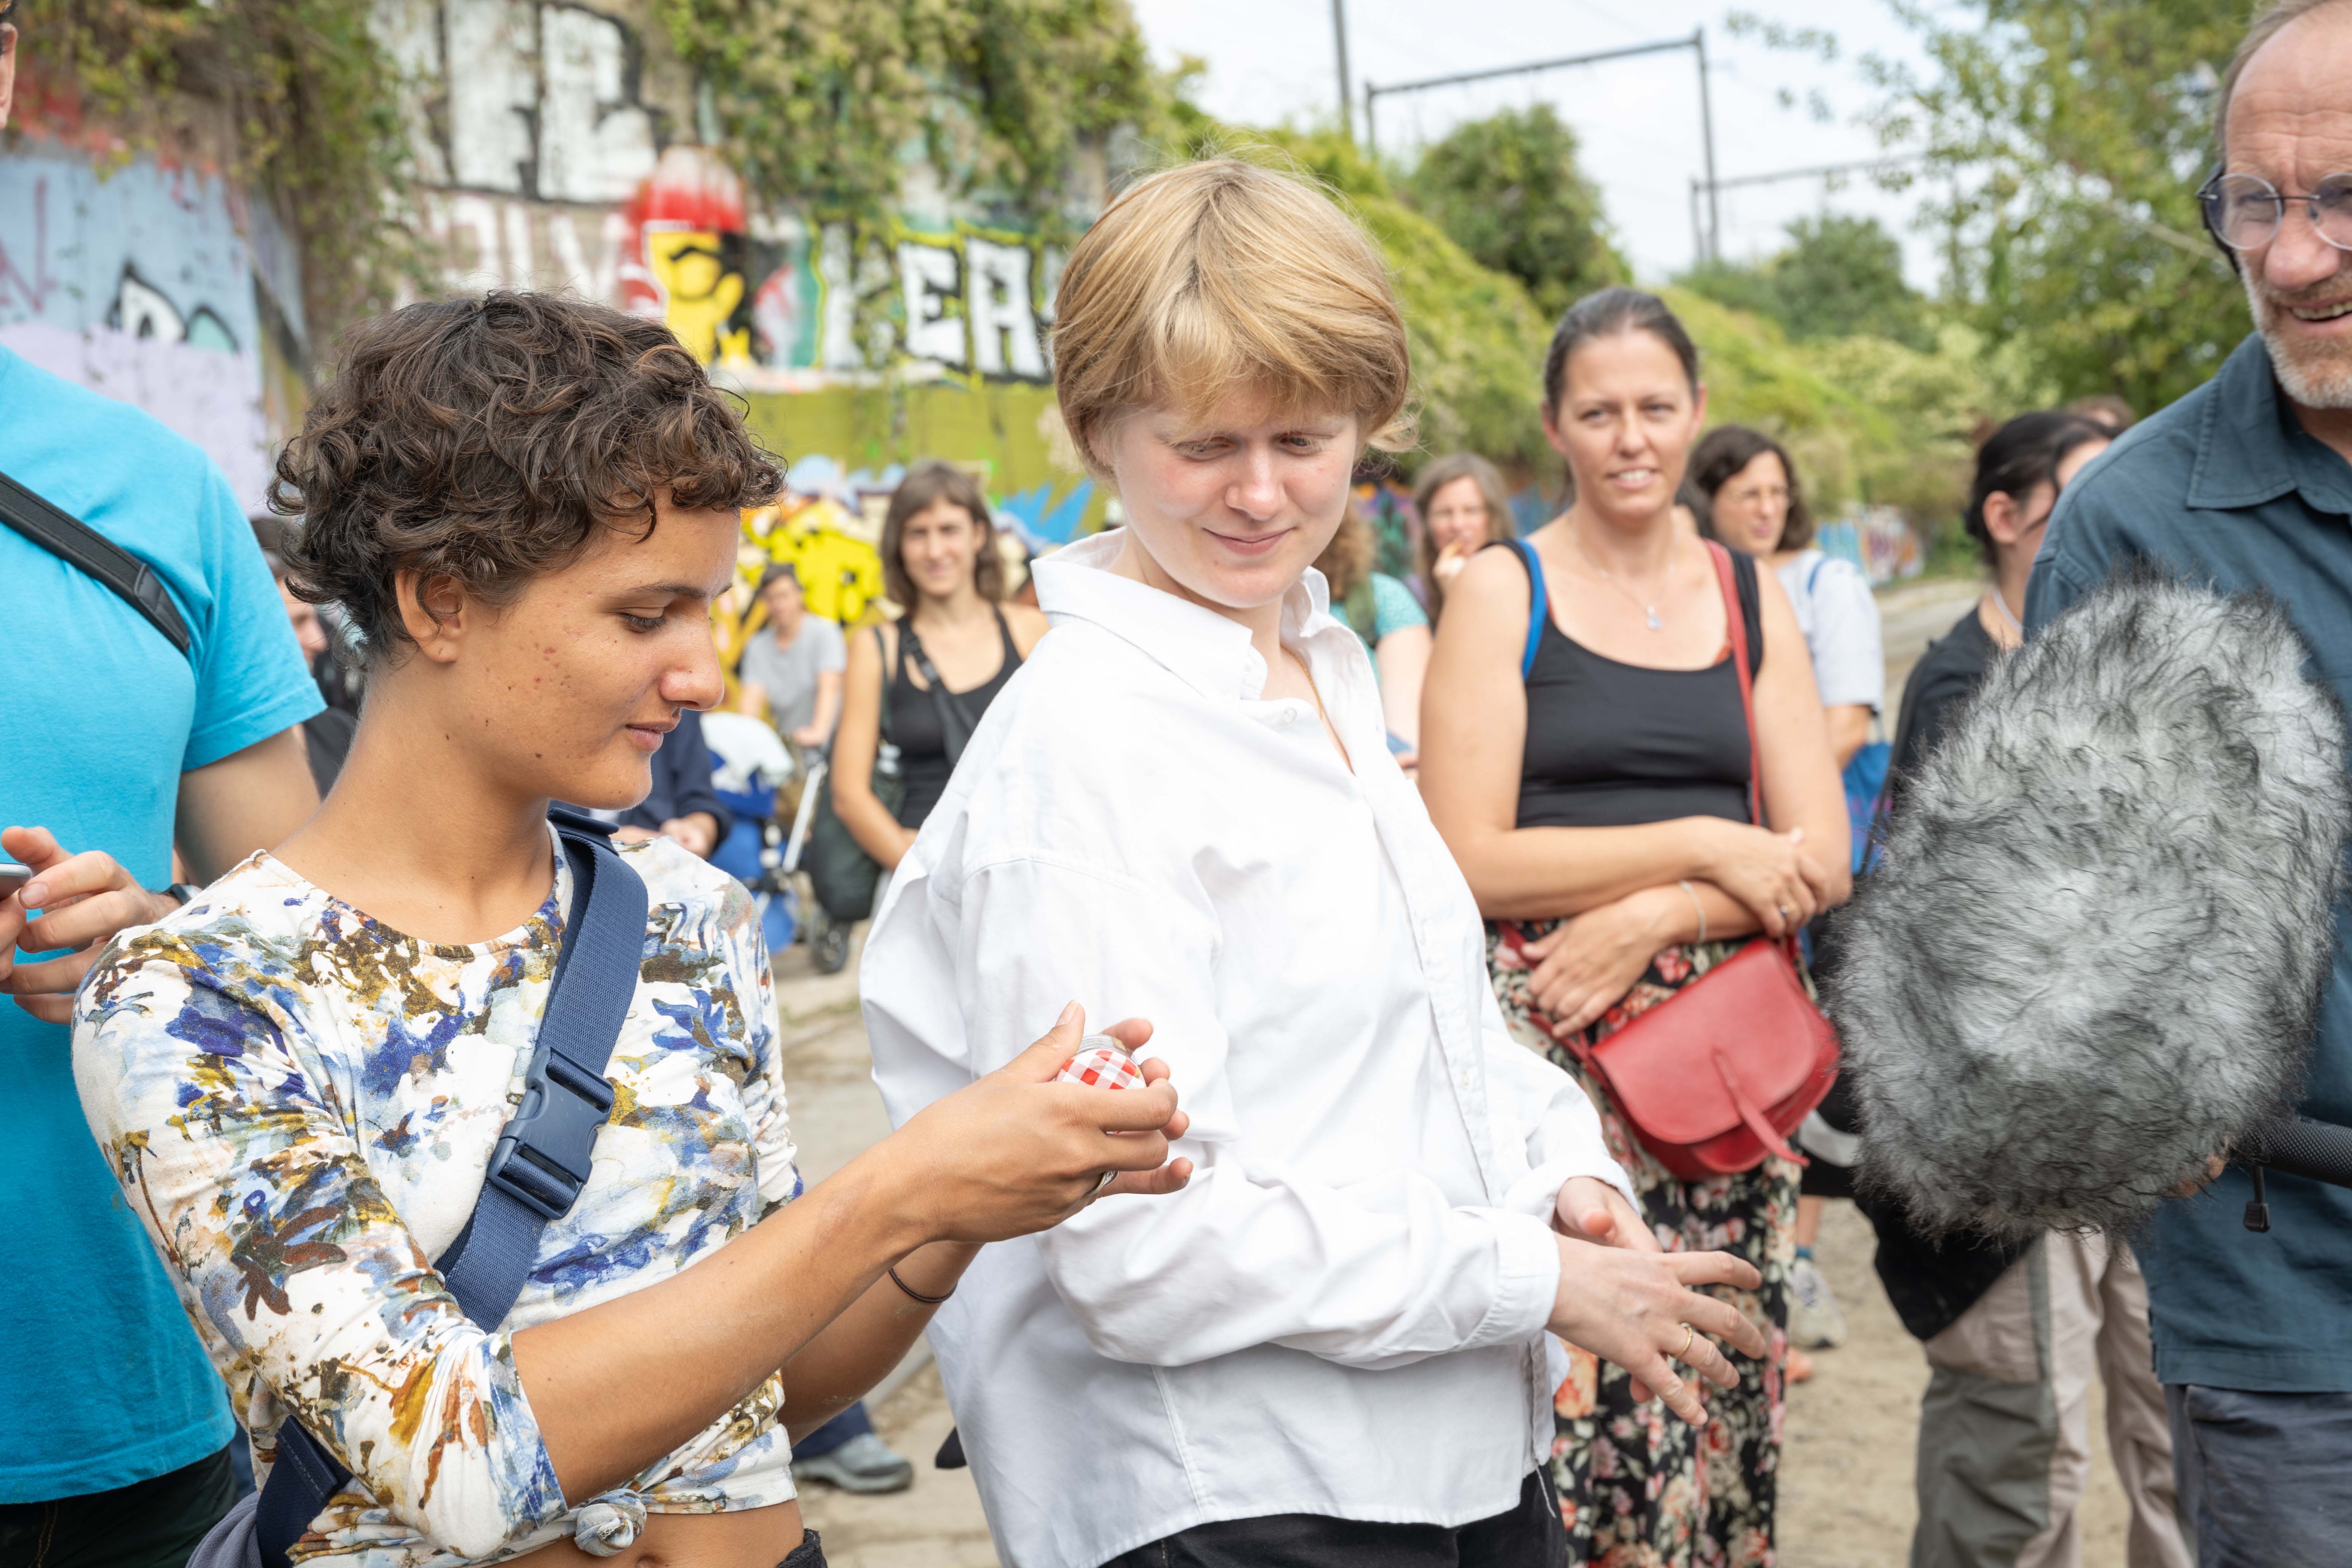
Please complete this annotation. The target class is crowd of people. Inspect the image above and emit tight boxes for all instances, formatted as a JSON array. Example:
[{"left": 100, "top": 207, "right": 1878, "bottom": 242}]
[{"left": 6, "top": 2, "right": 2352, "bottom": 1566}]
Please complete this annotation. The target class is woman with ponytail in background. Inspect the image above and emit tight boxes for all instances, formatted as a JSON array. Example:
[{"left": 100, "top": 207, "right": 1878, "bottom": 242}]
[{"left": 1422, "top": 287, "right": 1851, "bottom": 1565}]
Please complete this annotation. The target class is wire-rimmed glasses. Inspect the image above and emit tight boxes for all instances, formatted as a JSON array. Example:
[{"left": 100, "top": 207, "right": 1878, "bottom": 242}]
[{"left": 2200, "top": 171, "right": 2352, "bottom": 253}]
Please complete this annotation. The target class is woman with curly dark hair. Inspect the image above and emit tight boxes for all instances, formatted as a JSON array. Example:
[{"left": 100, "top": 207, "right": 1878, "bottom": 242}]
[{"left": 70, "top": 293, "right": 1189, "bottom": 1568}]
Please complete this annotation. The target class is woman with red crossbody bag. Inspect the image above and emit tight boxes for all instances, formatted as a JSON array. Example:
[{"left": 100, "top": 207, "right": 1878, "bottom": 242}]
[{"left": 1420, "top": 288, "right": 1852, "bottom": 1567}]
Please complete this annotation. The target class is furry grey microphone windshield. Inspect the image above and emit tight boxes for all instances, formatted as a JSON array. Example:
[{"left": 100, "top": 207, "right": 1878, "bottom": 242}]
[{"left": 1824, "top": 571, "right": 2351, "bottom": 1241}]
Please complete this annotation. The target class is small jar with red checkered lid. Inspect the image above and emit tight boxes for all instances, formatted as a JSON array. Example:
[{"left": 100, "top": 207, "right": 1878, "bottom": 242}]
[{"left": 1054, "top": 1034, "right": 1144, "bottom": 1091}]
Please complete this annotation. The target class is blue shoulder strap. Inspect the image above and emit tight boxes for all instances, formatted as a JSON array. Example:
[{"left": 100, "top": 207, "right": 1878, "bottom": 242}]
[
  {"left": 1508, "top": 537, "right": 1547, "bottom": 681},
  {"left": 254, "top": 808, "right": 648, "bottom": 1568}
]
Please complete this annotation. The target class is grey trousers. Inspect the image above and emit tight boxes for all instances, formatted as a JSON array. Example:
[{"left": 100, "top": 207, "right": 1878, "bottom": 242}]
[
  {"left": 1911, "top": 1233, "right": 2191, "bottom": 1568},
  {"left": 2167, "top": 1383, "right": 2352, "bottom": 1568}
]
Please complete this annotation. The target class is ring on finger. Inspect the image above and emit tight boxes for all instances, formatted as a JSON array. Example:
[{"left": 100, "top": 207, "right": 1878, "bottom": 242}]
[
  {"left": 1092, "top": 1170, "right": 1116, "bottom": 1197},
  {"left": 1676, "top": 1322, "right": 1696, "bottom": 1361}
]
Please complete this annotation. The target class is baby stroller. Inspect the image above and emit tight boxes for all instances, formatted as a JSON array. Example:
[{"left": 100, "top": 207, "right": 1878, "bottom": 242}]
[
  {"left": 701, "top": 712, "right": 856, "bottom": 975},
  {"left": 779, "top": 740, "right": 853, "bottom": 974},
  {"left": 700, "top": 711, "right": 802, "bottom": 960}
]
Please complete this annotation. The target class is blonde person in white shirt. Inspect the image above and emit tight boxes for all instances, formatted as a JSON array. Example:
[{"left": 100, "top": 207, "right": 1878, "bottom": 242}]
[{"left": 860, "top": 158, "right": 1769, "bottom": 1568}]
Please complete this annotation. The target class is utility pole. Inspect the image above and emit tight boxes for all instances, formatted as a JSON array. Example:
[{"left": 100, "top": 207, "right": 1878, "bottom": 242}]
[
  {"left": 1332, "top": 0, "right": 1355, "bottom": 142},
  {"left": 1694, "top": 27, "right": 1720, "bottom": 264}
]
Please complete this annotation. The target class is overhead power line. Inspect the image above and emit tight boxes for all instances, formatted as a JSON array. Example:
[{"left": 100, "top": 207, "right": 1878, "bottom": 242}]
[
  {"left": 1694, "top": 154, "right": 1923, "bottom": 195},
  {"left": 1362, "top": 30, "right": 1724, "bottom": 262},
  {"left": 1684, "top": 155, "right": 1924, "bottom": 268}
]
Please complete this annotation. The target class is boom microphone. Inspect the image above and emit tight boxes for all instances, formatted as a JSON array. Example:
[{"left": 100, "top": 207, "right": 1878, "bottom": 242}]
[
  {"left": 2236, "top": 1115, "right": 2352, "bottom": 1189},
  {"left": 1824, "top": 571, "right": 2352, "bottom": 1241}
]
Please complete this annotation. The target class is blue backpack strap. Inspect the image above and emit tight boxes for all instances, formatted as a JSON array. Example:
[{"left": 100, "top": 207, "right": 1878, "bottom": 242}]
[
  {"left": 254, "top": 808, "right": 647, "bottom": 1568},
  {"left": 438, "top": 807, "right": 647, "bottom": 1319},
  {"left": 1506, "top": 537, "right": 1547, "bottom": 681}
]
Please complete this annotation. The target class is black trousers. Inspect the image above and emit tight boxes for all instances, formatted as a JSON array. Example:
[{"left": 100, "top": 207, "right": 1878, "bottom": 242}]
[
  {"left": 0, "top": 1445, "right": 237, "bottom": 1568},
  {"left": 1102, "top": 1471, "right": 1565, "bottom": 1568}
]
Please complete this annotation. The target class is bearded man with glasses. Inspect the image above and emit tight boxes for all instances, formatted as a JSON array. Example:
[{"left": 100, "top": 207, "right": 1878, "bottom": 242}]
[{"left": 2024, "top": 3, "right": 2352, "bottom": 1562}]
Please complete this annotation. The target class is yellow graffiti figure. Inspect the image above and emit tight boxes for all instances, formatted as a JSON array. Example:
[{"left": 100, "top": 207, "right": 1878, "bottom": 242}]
[
  {"left": 739, "top": 496, "right": 886, "bottom": 628},
  {"left": 646, "top": 229, "right": 750, "bottom": 367}
]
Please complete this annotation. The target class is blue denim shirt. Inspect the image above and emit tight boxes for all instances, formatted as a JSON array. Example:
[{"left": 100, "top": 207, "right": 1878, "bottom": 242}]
[{"left": 2028, "top": 333, "right": 2352, "bottom": 1393}]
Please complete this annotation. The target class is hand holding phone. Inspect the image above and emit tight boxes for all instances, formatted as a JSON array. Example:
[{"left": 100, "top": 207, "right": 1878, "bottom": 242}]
[
  {"left": 0, "top": 826, "right": 175, "bottom": 1025},
  {"left": 0, "top": 863, "right": 29, "bottom": 902}
]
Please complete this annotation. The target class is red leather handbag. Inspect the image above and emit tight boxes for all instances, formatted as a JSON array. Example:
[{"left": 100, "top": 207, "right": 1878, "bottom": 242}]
[{"left": 1555, "top": 541, "right": 1840, "bottom": 1182}]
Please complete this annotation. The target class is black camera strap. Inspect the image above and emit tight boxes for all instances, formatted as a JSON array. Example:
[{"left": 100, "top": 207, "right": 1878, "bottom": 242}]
[{"left": 0, "top": 468, "right": 192, "bottom": 658}]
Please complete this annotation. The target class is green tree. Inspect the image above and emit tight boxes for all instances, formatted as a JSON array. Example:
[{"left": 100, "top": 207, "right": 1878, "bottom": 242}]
[
  {"left": 661, "top": 0, "right": 1167, "bottom": 230},
  {"left": 40, "top": 0, "right": 422, "bottom": 335},
  {"left": 1672, "top": 286, "right": 2052, "bottom": 530},
  {"left": 1402, "top": 106, "right": 1625, "bottom": 319},
  {"left": 1865, "top": 0, "right": 2243, "bottom": 413},
  {"left": 1768, "top": 214, "right": 1931, "bottom": 347},
  {"left": 1677, "top": 255, "right": 1785, "bottom": 326},
  {"left": 1680, "top": 214, "right": 1930, "bottom": 349}
]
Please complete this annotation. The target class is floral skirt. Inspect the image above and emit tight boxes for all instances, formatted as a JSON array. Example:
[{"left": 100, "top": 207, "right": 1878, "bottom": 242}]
[{"left": 1487, "top": 922, "right": 1798, "bottom": 1568}]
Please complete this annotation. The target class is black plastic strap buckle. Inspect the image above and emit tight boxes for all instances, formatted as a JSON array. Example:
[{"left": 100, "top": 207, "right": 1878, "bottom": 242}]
[{"left": 484, "top": 1043, "right": 616, "bottom": 1221}]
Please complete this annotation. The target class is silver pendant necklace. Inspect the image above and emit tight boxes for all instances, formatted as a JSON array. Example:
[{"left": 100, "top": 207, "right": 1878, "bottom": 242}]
[
  {"left": 1987, "top": 587, "right": 2025, "bottom": 645},
  {"left": 1570, "top": 529, "right": 1672, "bottom": 631}
]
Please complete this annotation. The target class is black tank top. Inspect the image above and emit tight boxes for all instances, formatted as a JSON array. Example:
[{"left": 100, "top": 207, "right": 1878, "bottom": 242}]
[
  {"left": 1501, "top": 539, "right": 1762, "bottom": 830},
  {"left": 889, "top": 607, "right": 1023, "bottom": 830}
]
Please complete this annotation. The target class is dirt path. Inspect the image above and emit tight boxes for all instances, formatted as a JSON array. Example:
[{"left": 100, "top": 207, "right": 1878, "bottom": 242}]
[{"left": 1779, "top": 1198, "right": 2132, "bottom": 1565}]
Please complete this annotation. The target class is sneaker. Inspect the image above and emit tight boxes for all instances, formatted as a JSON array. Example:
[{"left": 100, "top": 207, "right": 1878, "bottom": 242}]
[
  {"left": 792, "top": 1431, "right": 916, "bottom": 1494},
  {"left": 1788, "top": 1252, "right": 1849, "bottom": 1349}
]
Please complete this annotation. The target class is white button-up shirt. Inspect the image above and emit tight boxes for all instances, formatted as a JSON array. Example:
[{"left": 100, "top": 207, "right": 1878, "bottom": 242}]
[{"left": 860, "top": 531, "right": 1633, "bottom": 1568}]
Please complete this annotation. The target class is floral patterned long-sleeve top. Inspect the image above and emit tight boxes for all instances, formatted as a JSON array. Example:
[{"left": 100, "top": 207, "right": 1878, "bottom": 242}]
[{"left": 71, "top": 831, "right": 803, "bottom": 1565}]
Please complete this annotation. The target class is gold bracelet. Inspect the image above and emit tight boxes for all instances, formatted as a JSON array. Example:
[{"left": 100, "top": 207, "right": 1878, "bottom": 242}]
[
  {"left": 1678, "top": 879, "right": 1707, "bottom": 947},
  {"left": 887, "top": 1264, "right": 953, "bottom": 1306}
]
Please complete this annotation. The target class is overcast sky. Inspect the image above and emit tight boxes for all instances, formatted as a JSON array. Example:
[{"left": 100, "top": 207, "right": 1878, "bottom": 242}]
[{"left": 1126, "top": 0, "right": 1946, "bottom": 289}]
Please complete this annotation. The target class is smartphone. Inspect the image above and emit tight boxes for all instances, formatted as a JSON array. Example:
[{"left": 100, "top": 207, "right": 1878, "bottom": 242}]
[{"left": 0, "top": 862, "right": 30, "bottom": 902}]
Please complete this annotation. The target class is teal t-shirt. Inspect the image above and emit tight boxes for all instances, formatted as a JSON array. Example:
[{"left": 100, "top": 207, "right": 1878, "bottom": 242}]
[
  {"left": 1334, "top": 571, "right": 1428, "bottom": 659},
  {"left": 0, "top": 348, "right": 324, "bottom": 1500}
]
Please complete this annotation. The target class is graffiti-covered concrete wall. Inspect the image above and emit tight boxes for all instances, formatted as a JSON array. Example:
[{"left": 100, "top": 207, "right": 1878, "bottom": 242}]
[
  {"left": 387, "top": 0, "right": 1109, "bottom": 557},
  {"left": 1, "top": 2, "right": 1113, "bottom": 548},
  {"left": 0, "top": 145, "right": 305, "bottom": 509}
]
